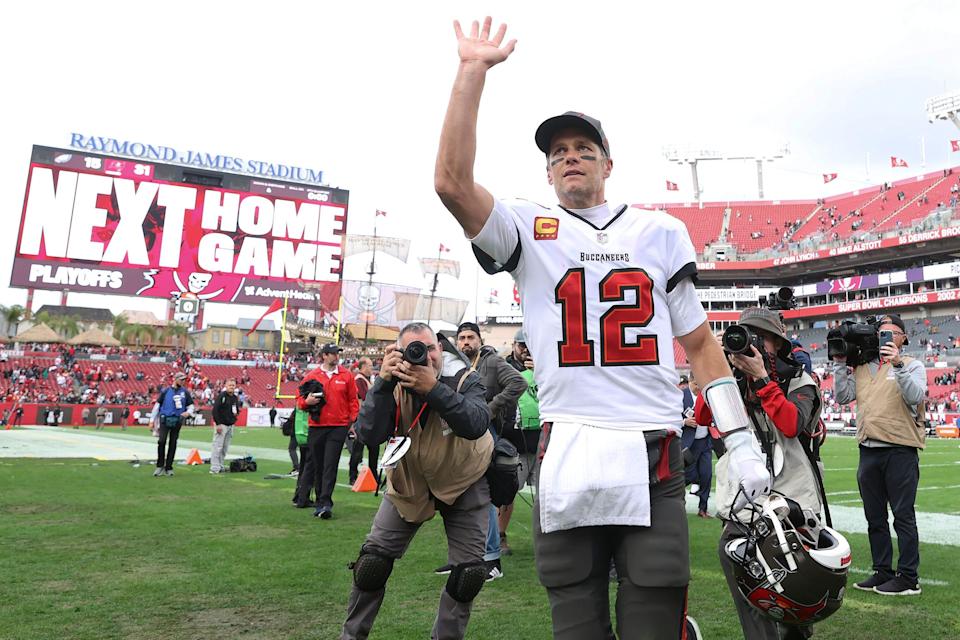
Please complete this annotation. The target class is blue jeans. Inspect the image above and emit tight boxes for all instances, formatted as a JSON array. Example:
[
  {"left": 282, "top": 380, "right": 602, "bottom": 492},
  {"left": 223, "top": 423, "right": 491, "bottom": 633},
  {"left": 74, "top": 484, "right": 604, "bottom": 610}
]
[{"left": 484, "top": 424, "right": 501, "bottom": 561}]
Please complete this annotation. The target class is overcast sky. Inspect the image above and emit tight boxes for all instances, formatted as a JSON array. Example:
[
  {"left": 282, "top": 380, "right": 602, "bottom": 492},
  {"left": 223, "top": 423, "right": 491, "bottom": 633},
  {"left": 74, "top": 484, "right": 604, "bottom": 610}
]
[{"left": 1, "top": 0, "right": 958, "bottom": 331}]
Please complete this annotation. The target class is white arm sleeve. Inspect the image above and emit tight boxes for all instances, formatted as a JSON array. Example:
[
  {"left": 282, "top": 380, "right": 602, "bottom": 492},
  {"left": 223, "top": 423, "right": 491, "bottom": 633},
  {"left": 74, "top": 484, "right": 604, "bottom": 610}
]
[{"left": 668, "top": 278, "right": 707, "bottom": 337}]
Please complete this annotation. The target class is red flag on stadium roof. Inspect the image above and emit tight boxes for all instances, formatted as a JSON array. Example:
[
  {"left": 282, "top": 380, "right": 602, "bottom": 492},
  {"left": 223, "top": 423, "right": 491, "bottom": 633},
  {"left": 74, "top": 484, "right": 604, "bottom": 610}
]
[
  {"left": 666, "top": 180, "right": 679, "bottom": 191},
  {"left": 247, "top": 298, "right": 284, "bottom": 336},
  {"left": 375, "top": 209, "right": 387, "bottom": 216},
  {"left": 823, "top": 173, "right": 838, "bottom": 183},
  {"left": 890, "top": 156, "right": 908, "bottom": 168},
  {"left": 951, "top": 140, "right": 960, "bottom": 153},
  {"left": 439, "top": 243, "right": 451, "bottom": 252}
]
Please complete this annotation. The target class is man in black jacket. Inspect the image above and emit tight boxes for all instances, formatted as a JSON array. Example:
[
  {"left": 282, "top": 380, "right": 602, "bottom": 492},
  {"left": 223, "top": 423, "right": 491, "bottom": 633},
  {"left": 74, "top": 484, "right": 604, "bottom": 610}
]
[
  {"left": 211, "top": 378, "right": 243, "bottom": 474},
  {"left": 341, "top": 323, "right": 493, "bottom": 640}
]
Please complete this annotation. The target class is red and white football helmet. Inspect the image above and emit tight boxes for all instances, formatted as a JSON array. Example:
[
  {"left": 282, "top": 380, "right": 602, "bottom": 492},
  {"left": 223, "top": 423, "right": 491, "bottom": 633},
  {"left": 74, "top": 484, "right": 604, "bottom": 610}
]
[{"left": 725, "top": 495, "right": 851, "bottom": 626}]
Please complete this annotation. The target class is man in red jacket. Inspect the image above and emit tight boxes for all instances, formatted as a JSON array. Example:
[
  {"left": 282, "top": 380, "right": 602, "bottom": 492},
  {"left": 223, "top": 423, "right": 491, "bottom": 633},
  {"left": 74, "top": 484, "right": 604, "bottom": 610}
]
[{"left": 299, "top": 344, "right": 360, "bottom": 519}]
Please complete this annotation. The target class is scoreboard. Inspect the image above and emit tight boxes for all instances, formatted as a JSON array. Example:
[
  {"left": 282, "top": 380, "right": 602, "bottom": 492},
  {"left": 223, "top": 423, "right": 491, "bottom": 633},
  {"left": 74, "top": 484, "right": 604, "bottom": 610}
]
[{"left": 11, "top": 146, "right": 349, "bottom": 310}]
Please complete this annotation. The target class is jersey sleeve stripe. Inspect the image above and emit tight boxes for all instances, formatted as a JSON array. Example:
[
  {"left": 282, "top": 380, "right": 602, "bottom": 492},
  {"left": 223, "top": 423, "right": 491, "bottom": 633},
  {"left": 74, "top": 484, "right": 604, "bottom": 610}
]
[
  {"left": 666, "top": 261, "right": 699, "bottom": 293},
  {"left": 472, "top": 229, "right": 522, "bottom": 274}
]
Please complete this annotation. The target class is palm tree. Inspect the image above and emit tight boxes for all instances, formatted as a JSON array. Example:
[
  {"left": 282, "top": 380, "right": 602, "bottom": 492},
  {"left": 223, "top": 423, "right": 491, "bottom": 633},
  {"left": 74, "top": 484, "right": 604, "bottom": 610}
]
[
  {"left": 112, "top": 314, "right": 131, "bottom": 343},
  {"left": 58, "top": 315, "right": 81, "bottom": 339},
  {"left": 163, "top": 322, "right": 189, "bottom": 349},
  {"left": 0, "top": 305, "right": 24, "bottom": 338},
  {"left": 135, "top": 324, "right": 158, "bottom": 347}
]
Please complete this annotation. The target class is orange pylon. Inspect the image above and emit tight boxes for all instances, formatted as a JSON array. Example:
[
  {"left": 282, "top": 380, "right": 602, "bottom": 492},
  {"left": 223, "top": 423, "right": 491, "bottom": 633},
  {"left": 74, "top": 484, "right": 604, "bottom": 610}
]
[
  {"left": 184, "top": 448, "right": 203, "bottom": 465},
  {"left": 351, "top": 467, "right": 379, "bottom": 492}
]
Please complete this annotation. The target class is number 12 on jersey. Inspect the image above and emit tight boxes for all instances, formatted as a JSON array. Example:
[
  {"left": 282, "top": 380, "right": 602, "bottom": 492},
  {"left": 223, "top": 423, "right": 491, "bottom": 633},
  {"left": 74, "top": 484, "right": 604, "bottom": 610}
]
[{"left": 554, "top": 268, "right": 660, "bottom": 367}]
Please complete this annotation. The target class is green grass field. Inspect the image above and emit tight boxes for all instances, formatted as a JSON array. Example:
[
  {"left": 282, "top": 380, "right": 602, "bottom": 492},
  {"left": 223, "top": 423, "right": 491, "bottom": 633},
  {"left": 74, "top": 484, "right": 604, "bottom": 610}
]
[{"left": 1, "top": 430, "right": 958, "bottom": 640}]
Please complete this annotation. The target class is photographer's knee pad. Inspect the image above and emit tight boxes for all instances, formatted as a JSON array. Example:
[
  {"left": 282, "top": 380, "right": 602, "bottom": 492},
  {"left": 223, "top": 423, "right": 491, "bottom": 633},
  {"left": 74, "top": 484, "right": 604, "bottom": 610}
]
[
  {"left": 349, "top": 547, "right": 394, "bottom": 591},
  {"left": 445, "top": 561, "right": 487, "bottom": 603}
]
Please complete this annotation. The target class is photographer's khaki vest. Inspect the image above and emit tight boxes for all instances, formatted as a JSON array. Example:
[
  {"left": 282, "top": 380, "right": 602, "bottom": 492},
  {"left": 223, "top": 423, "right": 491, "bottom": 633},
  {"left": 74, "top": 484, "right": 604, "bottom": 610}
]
[
  {"left": 853, "top": 357, "right": 926, "bottom": 449},
  {"left": 386, "top": 379, "right": 493, "bottom": 523}
]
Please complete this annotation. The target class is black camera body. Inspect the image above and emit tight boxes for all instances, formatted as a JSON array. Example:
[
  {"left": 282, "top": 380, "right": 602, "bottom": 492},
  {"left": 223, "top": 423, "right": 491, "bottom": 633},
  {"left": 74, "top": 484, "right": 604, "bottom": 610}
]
[
  {"left": 764, "top": 287, "right": 797, "bottom": 311},
  {"left": 827, "top": 317, "right": 880, "bottom": 366},
  {"left": 298, "top": 379, "right": 326, "bottom": 419},
  {"left": 400, "top": 340, "right": 429, "bottom": 367},
  {"left": 722, "top": 324, "right": 766, "bottom": 356}
]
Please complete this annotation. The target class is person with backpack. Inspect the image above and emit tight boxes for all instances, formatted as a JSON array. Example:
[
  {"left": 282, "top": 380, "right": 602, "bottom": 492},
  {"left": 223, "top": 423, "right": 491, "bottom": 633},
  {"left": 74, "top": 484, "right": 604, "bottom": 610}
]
[
  {"left": 291, "top": 408, "right": 315, "bottom": 507},
  {"left": 210, "top": 378, "right": 243, "bottom": 474},
  {"left": 348, "top": 357, "right": 377, "bottom": 485},
  {"left": 149, "top": 373, "right": 195, "bottom": 477},
  {"left": 498, "top": 329, "right": 539, "bottom": 554}
]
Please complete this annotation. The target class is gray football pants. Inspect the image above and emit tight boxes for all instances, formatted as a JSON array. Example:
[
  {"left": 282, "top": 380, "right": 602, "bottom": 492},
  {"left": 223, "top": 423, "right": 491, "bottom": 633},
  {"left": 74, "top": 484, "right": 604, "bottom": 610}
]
[
  {"left": 341, "top": 477, "right": 490, "bottom": 640},
  {"left": 534, "top": 429, "right": 690, "bottom": 640}
]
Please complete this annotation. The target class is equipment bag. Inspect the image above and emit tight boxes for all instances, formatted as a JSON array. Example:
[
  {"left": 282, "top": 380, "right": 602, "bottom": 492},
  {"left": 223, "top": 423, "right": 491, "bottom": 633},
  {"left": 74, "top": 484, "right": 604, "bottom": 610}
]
[{"left": 486, "top": 436, "right": 520, "bottom": 507}]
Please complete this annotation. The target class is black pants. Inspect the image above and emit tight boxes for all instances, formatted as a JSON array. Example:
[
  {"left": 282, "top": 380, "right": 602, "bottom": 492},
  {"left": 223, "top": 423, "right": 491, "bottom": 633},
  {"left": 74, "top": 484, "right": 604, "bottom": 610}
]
[
  {"left": 857, "top": 445, "right": 921, "bottom": 581},
  {"left": 294, "top": 445, "right": 313, "bottom": 505},
  {"left": 288, "top": 432, "right": 300, "bottom": 471},
  {"left": 308, "top": 426, "right": 349, "bottom": 510},
  {"left": 157, "top": 422, "right": 182, "bottom": 470},
  {"left": 348, "top": 437, "right": 379, "bottom": 484}
]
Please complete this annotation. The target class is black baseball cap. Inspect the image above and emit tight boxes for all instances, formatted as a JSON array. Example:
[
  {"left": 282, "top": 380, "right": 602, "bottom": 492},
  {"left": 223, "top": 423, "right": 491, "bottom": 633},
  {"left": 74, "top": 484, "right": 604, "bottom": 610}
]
[
  {"left": 456, "top": 321, "right": 481, "bottom": 337},
  {"left": 535, "top": 111, "right": 610, "bottom": 156},
  {"left": 880, "top": 314, "right": 909, "bottom": 345},
  {"left": 321, "top": 343, "right": 342, "bottom": 354}
]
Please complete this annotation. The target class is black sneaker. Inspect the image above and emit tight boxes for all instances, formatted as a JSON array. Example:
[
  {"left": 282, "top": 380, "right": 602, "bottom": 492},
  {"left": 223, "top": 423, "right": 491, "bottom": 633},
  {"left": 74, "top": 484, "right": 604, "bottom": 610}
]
[
  {"left": 874, "top": 574, "right": 921, "bottom": 596},
  {"left": 854, "top": 572, "right": 892, "bottom": 591},
  {"left": 434, "top": 564, "right": 453, "bottom": 575},
  {"left": 314, "top": 506, "right": 332, "bottom": 520},
  {"left": 485, "top": 559, "right": 503, "bottom": 582}
]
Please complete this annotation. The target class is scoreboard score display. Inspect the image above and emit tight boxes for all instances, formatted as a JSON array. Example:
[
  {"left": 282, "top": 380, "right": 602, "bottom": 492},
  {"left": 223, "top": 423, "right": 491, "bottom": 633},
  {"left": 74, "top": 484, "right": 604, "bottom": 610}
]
[{"left": 11, "top": 146, "right": 349, "bottom": 310}]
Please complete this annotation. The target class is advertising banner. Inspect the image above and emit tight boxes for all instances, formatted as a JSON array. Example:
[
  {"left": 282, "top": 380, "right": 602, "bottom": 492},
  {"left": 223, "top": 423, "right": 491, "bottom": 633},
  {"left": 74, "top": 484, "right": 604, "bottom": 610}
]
[{"left": 12, "top": 146, "right": 349, "bottom": 310}]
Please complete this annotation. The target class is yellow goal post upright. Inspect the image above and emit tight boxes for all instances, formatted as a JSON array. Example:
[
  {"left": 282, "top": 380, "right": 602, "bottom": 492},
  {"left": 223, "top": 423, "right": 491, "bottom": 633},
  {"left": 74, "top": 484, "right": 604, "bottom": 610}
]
[{"left": 274, "top": 296, "right": 295, "bottom": 400}]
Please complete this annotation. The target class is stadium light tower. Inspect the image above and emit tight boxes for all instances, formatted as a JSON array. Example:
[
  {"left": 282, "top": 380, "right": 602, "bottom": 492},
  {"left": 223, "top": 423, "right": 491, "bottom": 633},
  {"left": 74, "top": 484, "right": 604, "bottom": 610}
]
[
  {"left": 926, "top": 89, "right": 960, "bottom": 130},
  {"left": 664, "top": 144, "right": 789, "bottom": 201}
]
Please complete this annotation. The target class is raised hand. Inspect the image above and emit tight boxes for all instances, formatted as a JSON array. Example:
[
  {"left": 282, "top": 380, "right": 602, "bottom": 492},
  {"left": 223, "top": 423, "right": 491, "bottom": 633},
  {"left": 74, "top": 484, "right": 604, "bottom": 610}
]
[{"left": 453, "top": 16, "right": 517, "bottom": 68}]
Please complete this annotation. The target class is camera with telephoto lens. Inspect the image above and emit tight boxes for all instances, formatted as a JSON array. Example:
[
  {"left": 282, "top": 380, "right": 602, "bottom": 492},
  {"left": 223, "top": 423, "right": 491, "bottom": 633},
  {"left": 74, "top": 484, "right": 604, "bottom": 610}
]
[
  {"left": 722, "top": 324, "right": 766, "bottom": 356},
  {"left": 400, "top": 340, "right": 429, "bottom": 367},
  {"left": 764, "top": 287, "right": 797, "bottom": 311},
  {"left": 826, "top": 317, "right": 880, "bottom": 367}
]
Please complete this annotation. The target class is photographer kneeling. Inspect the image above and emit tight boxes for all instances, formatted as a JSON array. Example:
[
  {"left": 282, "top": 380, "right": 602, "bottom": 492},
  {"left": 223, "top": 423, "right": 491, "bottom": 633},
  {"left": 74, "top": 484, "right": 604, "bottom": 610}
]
[
  {"left": 696, "top": 308, "right": 829, "bottom": 640},
  {"left": 833, "top": 314, "right": 926, "bottom": 596},
  {"left": 341, "top": 322, "right": 493, "bottom": 640}
]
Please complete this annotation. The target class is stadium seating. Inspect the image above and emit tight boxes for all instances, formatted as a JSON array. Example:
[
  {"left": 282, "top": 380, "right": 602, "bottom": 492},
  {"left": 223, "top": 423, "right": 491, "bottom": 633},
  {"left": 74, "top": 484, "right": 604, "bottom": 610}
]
[
  {"left": 659, "top": 205, "right": 725, "bottom": 252},
  {"left": 725, "top": 203, "right": 814, "bottom": 254}
]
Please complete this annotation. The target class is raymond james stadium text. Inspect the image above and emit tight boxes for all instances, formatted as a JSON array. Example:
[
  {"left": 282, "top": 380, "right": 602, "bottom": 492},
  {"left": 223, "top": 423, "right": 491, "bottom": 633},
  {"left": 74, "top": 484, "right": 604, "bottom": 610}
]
[{"left": 69, "top": 134, "right": 324, "bottom": 185}]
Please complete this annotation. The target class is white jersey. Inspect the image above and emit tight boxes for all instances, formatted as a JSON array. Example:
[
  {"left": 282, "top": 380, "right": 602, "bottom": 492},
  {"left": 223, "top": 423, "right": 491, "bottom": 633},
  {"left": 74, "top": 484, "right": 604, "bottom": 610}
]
[{"left": 472, "top": 198, "right": 707, "bottom": 430}]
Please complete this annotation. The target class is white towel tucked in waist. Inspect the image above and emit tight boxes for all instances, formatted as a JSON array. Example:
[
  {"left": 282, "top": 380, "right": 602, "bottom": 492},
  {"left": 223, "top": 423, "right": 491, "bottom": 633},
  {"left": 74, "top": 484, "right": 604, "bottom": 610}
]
[{"left": 538, "top": 422, "right": 651, "bottom": 533}]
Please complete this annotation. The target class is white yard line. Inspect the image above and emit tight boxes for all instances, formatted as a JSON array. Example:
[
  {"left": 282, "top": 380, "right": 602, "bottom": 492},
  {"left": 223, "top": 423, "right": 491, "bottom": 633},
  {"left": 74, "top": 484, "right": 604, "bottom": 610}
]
[
  {"left": 824, "top": 462, "right": 960, "bottom": 472},
  {"left": 848, "top": 567, "right": 949, "bottom": 586},
  {"left": 685, "top": 495, "right": 960, "bottom": 546}
]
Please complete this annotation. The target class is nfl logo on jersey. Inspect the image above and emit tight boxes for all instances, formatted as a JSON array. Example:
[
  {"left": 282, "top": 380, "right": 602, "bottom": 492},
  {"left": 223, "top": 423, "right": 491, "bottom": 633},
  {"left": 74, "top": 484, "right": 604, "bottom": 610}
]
[{"left": 596, "top": 232, "right": 609, "bottom": 244}]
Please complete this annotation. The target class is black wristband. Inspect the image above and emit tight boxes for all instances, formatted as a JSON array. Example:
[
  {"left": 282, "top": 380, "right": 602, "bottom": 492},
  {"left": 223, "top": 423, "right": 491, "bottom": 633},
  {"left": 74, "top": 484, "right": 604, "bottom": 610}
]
[{"left": 749, "top": 376, "right": 771, "bottom": 392}]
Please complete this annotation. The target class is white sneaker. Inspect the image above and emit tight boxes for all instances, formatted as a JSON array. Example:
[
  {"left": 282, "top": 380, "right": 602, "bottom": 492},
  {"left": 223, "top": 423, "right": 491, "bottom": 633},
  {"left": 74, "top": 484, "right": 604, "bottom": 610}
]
[
  {"left": 164, "top": 469, "right": 174, "bottom": 477},
  {"left": 153, "top": 467, "right": 164, "bottom": 477},
  {"left": 689, "top": 483, "right": 700, "bottom": 496}
]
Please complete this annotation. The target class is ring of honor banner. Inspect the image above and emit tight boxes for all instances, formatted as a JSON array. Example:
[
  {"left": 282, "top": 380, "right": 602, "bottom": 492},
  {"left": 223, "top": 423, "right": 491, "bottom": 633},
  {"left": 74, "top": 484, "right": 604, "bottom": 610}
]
[{"left": 12, "top": 146, "right": 349, "bottom": 310}]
